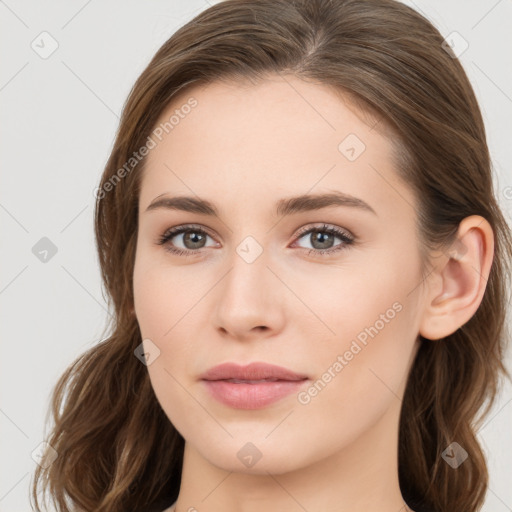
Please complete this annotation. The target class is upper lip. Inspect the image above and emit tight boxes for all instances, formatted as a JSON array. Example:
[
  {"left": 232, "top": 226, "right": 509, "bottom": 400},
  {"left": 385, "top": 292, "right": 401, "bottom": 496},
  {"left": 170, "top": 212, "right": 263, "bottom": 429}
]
[{"left": 200, "top": 362, "right": 308, "bottom": 381}]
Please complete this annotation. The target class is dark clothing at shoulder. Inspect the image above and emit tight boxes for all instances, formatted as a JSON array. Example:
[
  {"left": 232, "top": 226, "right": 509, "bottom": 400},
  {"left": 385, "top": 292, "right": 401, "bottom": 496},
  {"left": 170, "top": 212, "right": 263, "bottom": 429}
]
[{"left": 138, "top": 495, "right": 176, "bottom": 512}]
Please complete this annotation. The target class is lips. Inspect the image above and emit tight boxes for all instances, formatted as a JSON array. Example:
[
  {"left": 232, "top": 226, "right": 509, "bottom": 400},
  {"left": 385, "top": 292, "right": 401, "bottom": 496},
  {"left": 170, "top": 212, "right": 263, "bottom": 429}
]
[
  {"left": 200, "top": 362, "right": 309, "bottom": 409},
  {"left": 200, "top": 362, "right": 308, "bottom": 382}
]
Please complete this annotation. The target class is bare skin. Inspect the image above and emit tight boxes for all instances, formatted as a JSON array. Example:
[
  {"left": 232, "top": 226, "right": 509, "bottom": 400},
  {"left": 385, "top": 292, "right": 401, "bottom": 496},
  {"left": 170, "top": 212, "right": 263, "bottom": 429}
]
[{"left": 133, "top": 74, "right": 494, "bottom": 512}]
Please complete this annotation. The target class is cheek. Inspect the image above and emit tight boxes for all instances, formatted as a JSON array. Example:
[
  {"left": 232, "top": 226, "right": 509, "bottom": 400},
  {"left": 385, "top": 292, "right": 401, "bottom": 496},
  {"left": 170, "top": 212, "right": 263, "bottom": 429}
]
[
  {"left": 292, "top": 299, "right": 417, "bottom": 464},
  {"left": 133, "top": 251, "right": 195, "bottom": 338},
  {"left": 133, "top": 266, "right": 166, "bottom": 340},
  {"left": 290, "top": 259, "right": 411, "bottom": 346},
  {"left": 296, "top": 250, "right": 420, "bottom": 410},
  {"left": 133, "top": 256, "right": 201, "bottom": 433}
]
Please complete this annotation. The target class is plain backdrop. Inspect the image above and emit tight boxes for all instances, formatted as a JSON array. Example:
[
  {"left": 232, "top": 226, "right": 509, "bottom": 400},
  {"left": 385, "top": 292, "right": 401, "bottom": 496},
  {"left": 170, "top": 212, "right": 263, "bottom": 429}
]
[{"left": 1, "top": 1, "right": 511, "bottom": 510}]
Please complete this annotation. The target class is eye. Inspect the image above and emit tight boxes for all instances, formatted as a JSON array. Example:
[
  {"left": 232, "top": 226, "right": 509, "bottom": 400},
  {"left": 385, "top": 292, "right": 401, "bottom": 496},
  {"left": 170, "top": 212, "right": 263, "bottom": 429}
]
[
  {"left": 292, "top": 223, "right": 355, "bottom": 256},
  {"left": 156, "top": 224, "right": 217, "bottom": 256}
]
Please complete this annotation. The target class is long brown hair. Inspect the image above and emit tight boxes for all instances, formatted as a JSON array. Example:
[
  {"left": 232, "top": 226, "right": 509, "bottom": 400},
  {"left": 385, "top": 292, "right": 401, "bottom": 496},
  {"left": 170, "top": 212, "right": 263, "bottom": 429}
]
[{"left": 31, "top": 1, "right": 512, "bottom": 511}]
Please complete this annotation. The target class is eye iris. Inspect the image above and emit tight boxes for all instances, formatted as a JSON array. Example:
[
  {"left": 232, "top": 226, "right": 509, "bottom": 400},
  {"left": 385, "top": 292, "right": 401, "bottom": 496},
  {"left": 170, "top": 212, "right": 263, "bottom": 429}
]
[
  {"left": 311, "top": 231, "right": 334, "bottom": 250},
  {"left": 184, "top": 231, "right": 206, "bottom": 249}
]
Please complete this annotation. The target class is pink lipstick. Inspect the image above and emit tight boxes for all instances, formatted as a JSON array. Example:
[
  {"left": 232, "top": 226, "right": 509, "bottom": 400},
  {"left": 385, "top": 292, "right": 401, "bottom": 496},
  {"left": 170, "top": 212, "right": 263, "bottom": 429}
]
[{"left": 200, "top": 362, "right": 309, "bottom": 410}]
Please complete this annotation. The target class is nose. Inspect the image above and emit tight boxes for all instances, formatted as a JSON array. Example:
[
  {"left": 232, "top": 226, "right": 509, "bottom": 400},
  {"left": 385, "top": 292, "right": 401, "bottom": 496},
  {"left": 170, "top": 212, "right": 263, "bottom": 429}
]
[{"left": 212, "top": 246, "right": 285, "bottom": 341}]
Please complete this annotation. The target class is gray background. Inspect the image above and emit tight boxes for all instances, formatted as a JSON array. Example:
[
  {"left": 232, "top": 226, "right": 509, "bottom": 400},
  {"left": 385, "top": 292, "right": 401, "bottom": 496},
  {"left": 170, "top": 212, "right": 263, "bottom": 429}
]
[{"left": 1, "top": 0, "right": 511, "bottom": 510}]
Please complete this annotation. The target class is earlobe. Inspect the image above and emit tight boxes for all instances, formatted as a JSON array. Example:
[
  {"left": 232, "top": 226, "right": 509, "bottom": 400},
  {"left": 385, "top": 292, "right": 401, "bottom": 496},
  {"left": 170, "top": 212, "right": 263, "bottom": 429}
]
[{"left": 419, "top": 215, "right": 494, "bottom": 341}]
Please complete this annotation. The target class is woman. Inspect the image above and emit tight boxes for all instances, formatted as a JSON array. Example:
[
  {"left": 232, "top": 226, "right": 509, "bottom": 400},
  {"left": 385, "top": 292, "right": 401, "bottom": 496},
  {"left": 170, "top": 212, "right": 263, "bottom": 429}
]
[{"left": 31, "top": 0, "right": 512, "bottom": 511}]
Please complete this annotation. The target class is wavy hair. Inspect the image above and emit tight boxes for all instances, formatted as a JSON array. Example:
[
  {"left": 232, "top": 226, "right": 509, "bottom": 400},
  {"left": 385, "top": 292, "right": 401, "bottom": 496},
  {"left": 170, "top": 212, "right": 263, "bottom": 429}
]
[{"left": 31, "top": 0, "right": 512, "bottom": 511}]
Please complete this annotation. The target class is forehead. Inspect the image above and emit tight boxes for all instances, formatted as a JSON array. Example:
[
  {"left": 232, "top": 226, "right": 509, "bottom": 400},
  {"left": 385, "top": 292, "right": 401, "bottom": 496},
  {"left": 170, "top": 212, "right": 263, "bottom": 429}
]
[{"left": 140, "top": 75, "right": 415, "bottom": 223}]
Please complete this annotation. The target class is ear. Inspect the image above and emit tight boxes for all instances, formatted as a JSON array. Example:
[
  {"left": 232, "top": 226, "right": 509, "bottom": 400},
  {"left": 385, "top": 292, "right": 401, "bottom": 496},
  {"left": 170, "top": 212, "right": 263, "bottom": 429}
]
[{"left": 418, "top": 215, "right": 494, "bottom": 341}]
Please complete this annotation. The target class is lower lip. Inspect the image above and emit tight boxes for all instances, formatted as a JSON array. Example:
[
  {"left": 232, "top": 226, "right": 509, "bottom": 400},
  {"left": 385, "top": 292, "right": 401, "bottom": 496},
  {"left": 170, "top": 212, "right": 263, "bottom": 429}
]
[{"left": 202, "top": 379, "right": 309, "bottom": 409}]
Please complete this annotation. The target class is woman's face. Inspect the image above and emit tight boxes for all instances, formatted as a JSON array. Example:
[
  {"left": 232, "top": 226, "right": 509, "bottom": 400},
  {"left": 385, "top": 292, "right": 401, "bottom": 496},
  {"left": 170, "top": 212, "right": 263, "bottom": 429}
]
[{"left": 133, "top": 75, "right": 427, "bottom": 474}]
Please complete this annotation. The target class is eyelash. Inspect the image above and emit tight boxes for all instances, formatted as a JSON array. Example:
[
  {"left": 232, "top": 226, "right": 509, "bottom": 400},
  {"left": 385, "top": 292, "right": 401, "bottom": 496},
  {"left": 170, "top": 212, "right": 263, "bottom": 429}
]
[{"left": 156, "top": 223, "right": 355, "bottom": 257}]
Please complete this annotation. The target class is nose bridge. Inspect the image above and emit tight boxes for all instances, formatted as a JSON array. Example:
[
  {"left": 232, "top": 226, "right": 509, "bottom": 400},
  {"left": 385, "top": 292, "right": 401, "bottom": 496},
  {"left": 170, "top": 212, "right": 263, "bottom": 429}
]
[
  {"left": 213, "top": 234, "right": 283, "bottom": 335},
  {"left": 222, "top": 236, "right": 270, "bottom": 307}
]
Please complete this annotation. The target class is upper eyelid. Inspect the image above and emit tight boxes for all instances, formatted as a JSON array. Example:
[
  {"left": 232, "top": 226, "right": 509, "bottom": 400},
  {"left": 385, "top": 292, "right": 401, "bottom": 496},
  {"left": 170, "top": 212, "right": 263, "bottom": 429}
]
[{"left": 295, "top": 223, "right": 352, "bottom": 237}]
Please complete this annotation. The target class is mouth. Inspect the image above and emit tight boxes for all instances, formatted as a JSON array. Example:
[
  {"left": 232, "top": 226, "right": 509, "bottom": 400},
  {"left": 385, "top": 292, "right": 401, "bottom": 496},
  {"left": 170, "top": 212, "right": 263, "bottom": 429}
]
[{"left": 200, "top": 362, "right": 309, "bottom": 410}]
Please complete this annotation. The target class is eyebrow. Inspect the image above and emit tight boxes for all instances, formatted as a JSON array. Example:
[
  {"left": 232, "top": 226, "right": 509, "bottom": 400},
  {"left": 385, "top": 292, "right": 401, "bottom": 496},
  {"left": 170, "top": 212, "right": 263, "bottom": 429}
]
[{"left": 144, "top": 191, "right": 377, "bottom": 217}]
